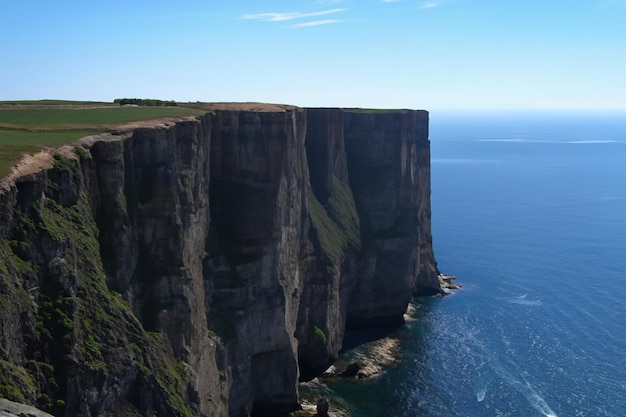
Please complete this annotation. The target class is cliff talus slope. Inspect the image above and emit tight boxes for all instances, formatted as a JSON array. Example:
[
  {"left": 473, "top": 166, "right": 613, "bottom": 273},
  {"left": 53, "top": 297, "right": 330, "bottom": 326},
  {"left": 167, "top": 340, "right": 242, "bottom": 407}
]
[{"left": 0, "top": 106, "right": 439, "bottom": 416}]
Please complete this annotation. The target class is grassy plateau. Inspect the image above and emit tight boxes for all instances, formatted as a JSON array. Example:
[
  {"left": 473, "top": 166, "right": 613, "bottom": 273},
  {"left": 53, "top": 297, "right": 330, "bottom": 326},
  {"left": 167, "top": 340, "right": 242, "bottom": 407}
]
[{"left": 0, "top": 100, "right": 205, "bottom": 178}]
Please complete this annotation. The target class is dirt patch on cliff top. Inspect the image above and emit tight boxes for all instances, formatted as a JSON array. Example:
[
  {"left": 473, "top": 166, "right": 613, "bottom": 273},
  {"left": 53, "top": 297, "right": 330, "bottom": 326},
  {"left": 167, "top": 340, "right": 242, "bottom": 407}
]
[{"left": 3, "top": 151, "right": 53, "bottom": 182}]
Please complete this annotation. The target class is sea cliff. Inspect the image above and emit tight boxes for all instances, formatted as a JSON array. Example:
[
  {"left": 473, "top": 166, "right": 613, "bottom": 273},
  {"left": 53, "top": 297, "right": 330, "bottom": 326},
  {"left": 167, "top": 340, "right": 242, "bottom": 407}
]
[{"left": 0, "top": 105, "right": 439, "bottom": 417}]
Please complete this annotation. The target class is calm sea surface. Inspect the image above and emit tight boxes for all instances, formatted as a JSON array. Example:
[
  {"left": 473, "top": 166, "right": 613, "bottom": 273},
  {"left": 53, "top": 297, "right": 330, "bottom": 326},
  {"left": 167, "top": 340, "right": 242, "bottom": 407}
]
[{"left": 324, "top": 110, "right": 626, "bottom": 417}]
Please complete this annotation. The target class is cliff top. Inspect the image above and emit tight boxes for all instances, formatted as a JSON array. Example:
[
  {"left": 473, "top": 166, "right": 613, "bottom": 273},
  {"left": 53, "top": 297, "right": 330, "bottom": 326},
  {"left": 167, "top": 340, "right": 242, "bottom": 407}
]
[
  {"left": 0, "top": 116, "right": 197, "bottom": 193},
  {"left": 183, "top": 102, "right": 300, "bottom": 112},
  {"left": 182, "top": 103, "right": 426, "bottom": 114},
  {"left": 0, "top": 101, "right": 206, "bottom": 181},
  {"left": 0, "top": 101, "right": 426, "bottom": 191}
]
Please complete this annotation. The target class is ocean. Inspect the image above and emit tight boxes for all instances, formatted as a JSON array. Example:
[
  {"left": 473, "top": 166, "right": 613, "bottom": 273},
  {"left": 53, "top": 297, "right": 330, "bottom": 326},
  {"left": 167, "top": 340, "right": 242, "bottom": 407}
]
[{"left": 320, "top": 110, "right": 626, "bottom": 417}]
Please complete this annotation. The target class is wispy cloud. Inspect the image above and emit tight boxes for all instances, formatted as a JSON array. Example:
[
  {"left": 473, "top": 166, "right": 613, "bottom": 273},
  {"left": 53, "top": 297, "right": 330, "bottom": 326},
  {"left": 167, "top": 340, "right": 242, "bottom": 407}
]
[
  {"left": 599, "top": 0, "right": 626, "bottom": 6},
  {"left": 418, "top": 1, "right": 442, "bottom": 8},
  {"left": 241, "top": 8, "right": 346, "bottom": 22},
  {"left": 382, "top": 0, "right": 403, "bottom": 3},
  {"left": 291, "top": 19, "right": 341, "bottom": 28}
]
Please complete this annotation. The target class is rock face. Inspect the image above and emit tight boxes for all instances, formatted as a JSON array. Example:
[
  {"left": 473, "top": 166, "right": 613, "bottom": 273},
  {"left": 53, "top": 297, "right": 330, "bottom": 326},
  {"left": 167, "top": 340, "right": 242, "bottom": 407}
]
[
  {"left": 0, "top": 398, "right": 55, "bottom": 417},
  {"left": 0, "top": 106, "right": 439, "bottom": 417}
]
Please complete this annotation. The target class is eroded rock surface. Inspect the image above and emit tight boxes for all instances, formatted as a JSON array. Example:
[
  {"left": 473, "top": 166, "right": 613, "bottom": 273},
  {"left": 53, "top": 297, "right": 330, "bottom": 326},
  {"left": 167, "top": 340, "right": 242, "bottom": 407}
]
[{"left": 0, "top": 398, "right": 54, "bottom": 417}]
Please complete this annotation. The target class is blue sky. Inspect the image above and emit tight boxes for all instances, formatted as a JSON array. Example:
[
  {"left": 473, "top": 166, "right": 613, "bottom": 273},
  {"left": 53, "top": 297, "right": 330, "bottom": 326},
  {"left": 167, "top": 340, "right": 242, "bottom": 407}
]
[{"left": 1, "top": 0, "right": 625, "bottom": 109}]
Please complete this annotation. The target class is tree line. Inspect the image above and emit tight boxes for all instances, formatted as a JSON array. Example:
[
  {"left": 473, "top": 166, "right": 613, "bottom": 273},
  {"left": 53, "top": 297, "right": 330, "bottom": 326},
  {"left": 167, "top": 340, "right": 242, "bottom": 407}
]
[{"left": 114, "top": 98, "right": 177, "bottom": 106}]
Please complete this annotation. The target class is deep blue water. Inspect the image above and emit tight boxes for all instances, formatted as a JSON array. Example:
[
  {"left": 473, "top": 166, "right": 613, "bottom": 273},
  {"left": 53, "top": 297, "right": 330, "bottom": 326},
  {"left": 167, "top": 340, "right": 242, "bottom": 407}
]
[{"left": 325, "top": 110, "right": 626, "bottom": 417}]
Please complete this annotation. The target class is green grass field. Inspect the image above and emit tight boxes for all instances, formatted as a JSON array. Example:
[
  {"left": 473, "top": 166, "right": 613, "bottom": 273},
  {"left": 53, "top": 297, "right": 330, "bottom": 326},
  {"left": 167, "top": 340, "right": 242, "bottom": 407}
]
[
  {"left": 0, "top": 99, "right": 113, "bottom": 106},
  {"left": 0, "top": 102, "right": 205, "bottom": 179}
]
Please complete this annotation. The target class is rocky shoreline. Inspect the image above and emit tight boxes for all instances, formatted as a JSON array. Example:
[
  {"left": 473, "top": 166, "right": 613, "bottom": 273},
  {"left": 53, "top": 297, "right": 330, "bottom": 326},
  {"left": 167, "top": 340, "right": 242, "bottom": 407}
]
[
  {"left": 439, "top": 273, "right": 462, "bottom": 293},
  {"left": 294, "top": 325, "right": 405, "bottom": 416},
  {"left": 323, "top": 336, "right": 403, "bottom": 380},
  {"left": 293, "top": 277, "right": 461, "bottom": 416}
]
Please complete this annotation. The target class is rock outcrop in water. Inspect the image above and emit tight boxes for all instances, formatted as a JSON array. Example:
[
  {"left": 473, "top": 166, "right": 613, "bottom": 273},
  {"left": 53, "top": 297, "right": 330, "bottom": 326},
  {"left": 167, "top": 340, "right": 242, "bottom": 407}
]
[{"left": 0, "top": 105, "right": 439, "bottom": 417}]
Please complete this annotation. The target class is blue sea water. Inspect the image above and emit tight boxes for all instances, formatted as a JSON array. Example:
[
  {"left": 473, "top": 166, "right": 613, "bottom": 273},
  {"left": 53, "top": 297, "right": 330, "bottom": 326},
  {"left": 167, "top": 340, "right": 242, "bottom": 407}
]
[{"left": 326, "top": 110, "right": 626, "bottom": 417}]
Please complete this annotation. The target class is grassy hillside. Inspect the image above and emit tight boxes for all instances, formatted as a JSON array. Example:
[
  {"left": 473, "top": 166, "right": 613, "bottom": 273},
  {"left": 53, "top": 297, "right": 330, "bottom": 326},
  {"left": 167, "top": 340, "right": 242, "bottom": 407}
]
[{"left": 0, "top": 101, "right": 205, "bottom": 178}]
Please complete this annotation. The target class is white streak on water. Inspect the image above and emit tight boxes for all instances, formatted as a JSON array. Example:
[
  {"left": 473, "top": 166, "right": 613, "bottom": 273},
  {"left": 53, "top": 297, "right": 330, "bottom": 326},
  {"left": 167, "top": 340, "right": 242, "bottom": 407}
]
[
  {"left": 502, "top": 294, "right": 543, "bottom": 306},
  {"left": 477, "top": 139, "right": 617, "bottom": 144},
  {"left": 491, "top": 361, "right": 558, "bottom": 417},
  {"left": 565, "top": 140, "right": 617, "bottom": 144},
  {"left": 431, "top": 158, "right": 500, "bottom": 164},
  {"left": 476, "top": 387, "right": 486, "bottom": 402},
  {"left": 441, "top": 309, "right": 557, "bottom": 416}
]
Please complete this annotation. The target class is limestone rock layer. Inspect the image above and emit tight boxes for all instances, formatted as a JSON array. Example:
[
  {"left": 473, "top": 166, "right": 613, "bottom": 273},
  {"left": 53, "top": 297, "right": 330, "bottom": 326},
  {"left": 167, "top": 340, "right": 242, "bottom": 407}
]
[{"left": 0, "top": 107, "right": 439, "bottom": 417}]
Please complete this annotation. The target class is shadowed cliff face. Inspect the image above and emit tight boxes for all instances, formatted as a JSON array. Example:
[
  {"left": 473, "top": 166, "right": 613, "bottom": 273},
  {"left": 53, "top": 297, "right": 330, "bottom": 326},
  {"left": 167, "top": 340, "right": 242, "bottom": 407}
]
[
  {"left": 298, "top": 108, "right": 359, "bottom": 381},
  {"left": 0, "top": 106, "right": 439, "bottom": 417},
  {"left": 206, "top": 110, "right": 307, "bottom": 416},
  {"left": 343, "top": 110, "right": 440, "bottom": 326}
]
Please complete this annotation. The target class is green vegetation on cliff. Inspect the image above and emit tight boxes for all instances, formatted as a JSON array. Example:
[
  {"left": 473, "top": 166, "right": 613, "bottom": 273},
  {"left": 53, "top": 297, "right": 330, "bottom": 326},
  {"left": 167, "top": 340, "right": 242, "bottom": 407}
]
[
  {"left": 313, "top": 325, "right": 327, "bottom": 344},
  {"left": 307, "top": 175, "right": 360, "bottom": 266},
  {"left": 0, "top": 153, "right": 196, "bottom": 416}
]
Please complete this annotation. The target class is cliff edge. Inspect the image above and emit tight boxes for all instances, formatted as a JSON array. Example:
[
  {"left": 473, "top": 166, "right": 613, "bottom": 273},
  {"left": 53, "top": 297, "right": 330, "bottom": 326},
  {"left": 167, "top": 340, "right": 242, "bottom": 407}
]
[{"left": 0, "top": 106, "right": 439, "bottom": 417}]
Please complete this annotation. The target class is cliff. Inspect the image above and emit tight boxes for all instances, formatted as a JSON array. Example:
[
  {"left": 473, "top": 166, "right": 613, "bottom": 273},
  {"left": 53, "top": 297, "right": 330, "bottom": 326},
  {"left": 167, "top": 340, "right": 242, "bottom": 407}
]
[{"left": 0, "top": 106, "right": 439, "bottom": 417}]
